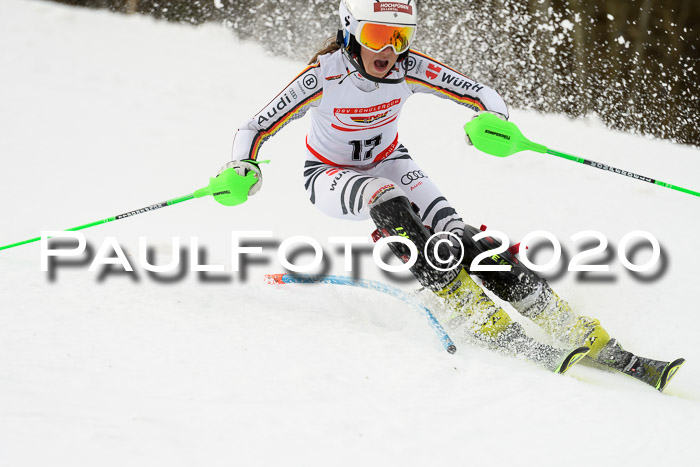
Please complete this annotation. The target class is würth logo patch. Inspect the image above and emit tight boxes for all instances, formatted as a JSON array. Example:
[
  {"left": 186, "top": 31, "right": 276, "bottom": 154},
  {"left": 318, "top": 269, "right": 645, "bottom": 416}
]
[
  {"left": 374, "top": 2, "right": 413, "bottom": 14},
  {"left": 426, "top": 63, "right": 442, "bottom": 80}
]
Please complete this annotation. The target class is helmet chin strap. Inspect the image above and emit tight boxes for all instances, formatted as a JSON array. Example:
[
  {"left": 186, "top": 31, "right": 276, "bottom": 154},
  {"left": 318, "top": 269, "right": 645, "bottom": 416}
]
[{"left": 336, "top": 29, "right": 408, "bottom": 85}]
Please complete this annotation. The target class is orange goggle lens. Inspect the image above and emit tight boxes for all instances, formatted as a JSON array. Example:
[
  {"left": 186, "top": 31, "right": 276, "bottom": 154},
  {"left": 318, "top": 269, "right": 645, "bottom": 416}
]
[{"left": 357, "top": 22, "right": 415, "bottom": 54}]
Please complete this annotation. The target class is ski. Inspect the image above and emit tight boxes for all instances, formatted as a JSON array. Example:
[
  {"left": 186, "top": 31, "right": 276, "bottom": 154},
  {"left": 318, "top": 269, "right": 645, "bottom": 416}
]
[{"left": 593, "top": 339, "right": 685, "bottom": 392}]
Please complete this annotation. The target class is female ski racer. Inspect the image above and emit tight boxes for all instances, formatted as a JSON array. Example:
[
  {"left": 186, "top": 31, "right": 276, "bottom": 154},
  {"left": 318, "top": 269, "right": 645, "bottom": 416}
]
[{"left": 219, "top": 0, "right": 682, "bottom": 384}]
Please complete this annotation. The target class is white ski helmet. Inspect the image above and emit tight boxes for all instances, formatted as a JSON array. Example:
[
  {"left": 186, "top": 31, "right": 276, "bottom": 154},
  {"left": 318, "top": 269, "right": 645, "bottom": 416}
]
[{"left": 337, "top": 0, "right": 418, "bottom": 83}]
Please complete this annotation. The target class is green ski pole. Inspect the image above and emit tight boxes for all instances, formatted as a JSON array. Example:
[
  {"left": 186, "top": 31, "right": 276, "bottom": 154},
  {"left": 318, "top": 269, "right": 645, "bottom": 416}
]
[
  {"left": 464, "top": 113, "right": 700, "bottom": 198},
  {"left": 0, "top": 167, "right": 261, "bottom": 252}
]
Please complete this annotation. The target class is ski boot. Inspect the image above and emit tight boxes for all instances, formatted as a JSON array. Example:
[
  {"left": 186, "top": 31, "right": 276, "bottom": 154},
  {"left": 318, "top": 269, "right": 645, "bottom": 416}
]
[
  {"left": 511, "top": 284, "right": 611, "bottom": 359},
  {"left": 457, "top": 225, "right": 610, "bottom": 358}
]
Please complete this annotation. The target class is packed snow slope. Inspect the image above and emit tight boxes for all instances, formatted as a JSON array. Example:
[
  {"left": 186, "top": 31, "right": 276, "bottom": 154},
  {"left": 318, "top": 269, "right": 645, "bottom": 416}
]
[{"left": 1, "top": 1, "right": 699, "bottom": 466}]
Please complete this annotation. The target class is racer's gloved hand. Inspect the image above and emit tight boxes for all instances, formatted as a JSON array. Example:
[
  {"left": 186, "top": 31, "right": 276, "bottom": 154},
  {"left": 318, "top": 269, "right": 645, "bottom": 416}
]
[
  {"left": 217, "top": 159, "right": 264, "bottom": 196},
  {"left": 206, "top": 159, "right": 268, "bottom": 206},
  {"left": 465, "top": 111, "right": 508, "bottom": 146}
]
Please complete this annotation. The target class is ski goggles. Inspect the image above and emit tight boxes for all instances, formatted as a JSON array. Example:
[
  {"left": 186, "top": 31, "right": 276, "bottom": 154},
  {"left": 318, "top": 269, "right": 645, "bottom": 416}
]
[{"left": 355, "top": 22, "right": 416, "bottom": 54}]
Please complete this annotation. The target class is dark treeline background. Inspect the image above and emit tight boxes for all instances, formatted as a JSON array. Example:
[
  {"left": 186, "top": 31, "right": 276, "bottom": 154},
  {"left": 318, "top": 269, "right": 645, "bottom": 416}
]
[{"left": 52, "top": 0, "right": 699, "bottom": 147}]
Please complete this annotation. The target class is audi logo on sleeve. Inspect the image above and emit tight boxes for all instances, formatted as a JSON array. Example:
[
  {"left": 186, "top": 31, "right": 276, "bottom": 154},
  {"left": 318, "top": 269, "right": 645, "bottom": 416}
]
[{"left": 400, "top": 170, "right": 427, "bottom": 185}]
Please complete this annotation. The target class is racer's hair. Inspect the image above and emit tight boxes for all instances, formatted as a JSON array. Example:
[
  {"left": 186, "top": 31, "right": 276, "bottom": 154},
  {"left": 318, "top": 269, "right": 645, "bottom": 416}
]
[{"left": 308, "top": 36, "right": 341, "bottom": 65}]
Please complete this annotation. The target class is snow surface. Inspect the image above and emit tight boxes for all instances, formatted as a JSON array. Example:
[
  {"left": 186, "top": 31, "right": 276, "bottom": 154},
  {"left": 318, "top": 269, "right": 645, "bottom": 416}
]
[{"left": 1, "top": 1, "right": 699, "bottom": 466}]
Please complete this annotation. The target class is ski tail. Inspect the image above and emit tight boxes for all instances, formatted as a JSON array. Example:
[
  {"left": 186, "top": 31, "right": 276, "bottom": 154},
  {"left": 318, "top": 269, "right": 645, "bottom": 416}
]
[{"left": 656, "top": 358, "right": 685, "bottom": 392}]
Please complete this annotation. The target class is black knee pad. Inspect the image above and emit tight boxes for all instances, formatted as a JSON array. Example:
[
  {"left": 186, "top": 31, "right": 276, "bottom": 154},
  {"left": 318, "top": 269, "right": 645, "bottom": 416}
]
[
  {"left": 370, "top": 196, "right": 459, "bottom": 291},
  {"left": 461, "top": 225, "right": 545, "bottom": 302}
]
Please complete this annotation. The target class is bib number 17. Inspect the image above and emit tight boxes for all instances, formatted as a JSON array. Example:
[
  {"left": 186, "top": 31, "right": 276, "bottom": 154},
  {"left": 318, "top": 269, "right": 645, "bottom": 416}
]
[{"left": 349, "top": 135, "right": 382, "bottom": 161}]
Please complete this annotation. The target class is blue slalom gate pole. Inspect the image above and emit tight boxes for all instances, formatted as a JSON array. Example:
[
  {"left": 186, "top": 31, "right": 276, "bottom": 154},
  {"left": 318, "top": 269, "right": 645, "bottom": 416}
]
[{"left": 265, "top": 273, "right": 456, "bottom": 354}]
